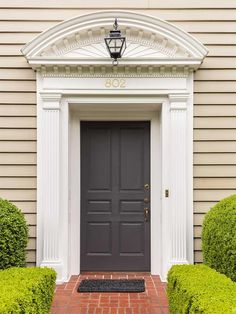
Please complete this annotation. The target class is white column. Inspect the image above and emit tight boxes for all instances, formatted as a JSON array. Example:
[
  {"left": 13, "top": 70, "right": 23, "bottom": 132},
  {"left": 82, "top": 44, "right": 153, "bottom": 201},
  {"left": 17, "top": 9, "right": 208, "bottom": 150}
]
[
  {"left": 169, "top": 94, "right": 189, "bottom": 265},
  {"left": 39, "top": 93, "right": 63, "bottom": 278}
]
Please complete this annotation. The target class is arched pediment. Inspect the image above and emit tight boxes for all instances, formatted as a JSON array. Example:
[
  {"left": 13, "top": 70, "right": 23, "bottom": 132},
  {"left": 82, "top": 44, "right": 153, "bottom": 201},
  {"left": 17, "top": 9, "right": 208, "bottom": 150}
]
[{"left": 22, "top": 11, "right": 208, "bottom": 75}]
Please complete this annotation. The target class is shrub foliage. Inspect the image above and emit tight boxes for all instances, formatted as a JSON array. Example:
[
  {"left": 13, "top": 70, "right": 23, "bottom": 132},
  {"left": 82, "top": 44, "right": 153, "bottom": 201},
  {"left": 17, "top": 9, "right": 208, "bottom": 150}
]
[
  {"left": 167, "top": 264, "right": 236, "bottom": 314},
  {"left": 202, "top": 194, "right": 236, "bottom": 281},
  {"left": 0, "top": 267, "right": 56, "bottom": 314},
  {"left": 0, "top": 199, "right": 28, "bottom": 269}
]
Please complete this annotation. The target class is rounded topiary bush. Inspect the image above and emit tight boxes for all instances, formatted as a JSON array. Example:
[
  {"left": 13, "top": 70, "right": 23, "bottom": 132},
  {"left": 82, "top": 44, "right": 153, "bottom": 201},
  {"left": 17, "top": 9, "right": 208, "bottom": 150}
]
[
  {"left": 202, "top": 194, "right": 236, "bottom": 282},
  {"left": 0, "top": 199, "right": 28, "bottom": 269}
]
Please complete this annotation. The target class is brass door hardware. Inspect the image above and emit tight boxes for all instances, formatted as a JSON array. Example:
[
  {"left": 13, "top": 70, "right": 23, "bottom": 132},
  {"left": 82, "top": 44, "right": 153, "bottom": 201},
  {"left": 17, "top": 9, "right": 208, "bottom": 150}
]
[
  {"left": 144, "top": 183, "right": 150, "bottom": 190},
  {"left": 144, "top": 207, "right": 149, "bottom": 222}
]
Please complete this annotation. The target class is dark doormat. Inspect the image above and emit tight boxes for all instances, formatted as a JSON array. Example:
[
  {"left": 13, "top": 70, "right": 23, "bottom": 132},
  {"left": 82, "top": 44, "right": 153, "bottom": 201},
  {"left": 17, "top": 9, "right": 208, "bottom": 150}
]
[{"left": 77, "top": 279, "right": 145, "bottom": 293}]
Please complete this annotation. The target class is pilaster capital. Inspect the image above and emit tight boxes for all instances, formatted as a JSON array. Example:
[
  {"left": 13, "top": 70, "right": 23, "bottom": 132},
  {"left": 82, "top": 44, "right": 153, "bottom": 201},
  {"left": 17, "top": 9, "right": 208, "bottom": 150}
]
[
  {"left": 169, "top": 93, "right": 189, "bottom": 111},
  {"left": 40, "top": 92, "right": 62, "bottom": 110}
]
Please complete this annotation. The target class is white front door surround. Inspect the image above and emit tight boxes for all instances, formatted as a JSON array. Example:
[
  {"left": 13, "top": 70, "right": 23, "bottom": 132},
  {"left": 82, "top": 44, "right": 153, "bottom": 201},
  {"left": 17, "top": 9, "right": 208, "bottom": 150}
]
[{"left": 22, "top": 11, "right": 208, "bottom": 283}]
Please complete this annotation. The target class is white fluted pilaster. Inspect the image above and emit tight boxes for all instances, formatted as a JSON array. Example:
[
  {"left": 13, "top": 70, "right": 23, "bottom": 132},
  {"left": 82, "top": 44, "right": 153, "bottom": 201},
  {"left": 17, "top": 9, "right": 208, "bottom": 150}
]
[
  {"left": 40, "top": 93, "right": 63, "bottom": 277},
  {"left": 169, "top": 94, "right": 189, "bottom": 265}
]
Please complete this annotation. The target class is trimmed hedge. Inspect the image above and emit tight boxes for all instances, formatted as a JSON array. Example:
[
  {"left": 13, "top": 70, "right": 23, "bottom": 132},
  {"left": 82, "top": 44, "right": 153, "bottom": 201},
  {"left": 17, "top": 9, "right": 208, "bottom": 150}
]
[
  {"left": 0, "top": 199, "right": 28, "bottom": 269},
  {"left": 0, "top": 267, "right": 56, "bottom": 314},
  {"left": 167, "top": 264, "right": 236, "bottom": 314},
  {"left": 202, "top": 194, "right": 236, "bottom": 281}
]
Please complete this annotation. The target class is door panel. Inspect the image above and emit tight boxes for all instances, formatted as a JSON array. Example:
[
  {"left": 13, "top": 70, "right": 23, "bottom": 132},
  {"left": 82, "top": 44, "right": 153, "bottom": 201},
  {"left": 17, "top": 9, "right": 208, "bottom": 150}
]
[{"left": 81, "top": 121, "right": 150, "bottom": 271}]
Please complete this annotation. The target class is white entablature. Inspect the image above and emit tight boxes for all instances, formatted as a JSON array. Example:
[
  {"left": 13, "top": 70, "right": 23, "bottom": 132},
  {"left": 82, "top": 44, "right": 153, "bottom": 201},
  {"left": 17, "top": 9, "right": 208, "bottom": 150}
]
[{"left": 22, "top": 10, "right": 208, "bottom": 75}]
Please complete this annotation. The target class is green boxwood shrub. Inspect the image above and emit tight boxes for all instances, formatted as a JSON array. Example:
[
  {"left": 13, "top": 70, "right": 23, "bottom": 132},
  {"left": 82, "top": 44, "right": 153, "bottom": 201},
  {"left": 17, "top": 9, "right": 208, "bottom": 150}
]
[
  {"left": 0, "top": 267, "right": 56, "bottom": 314},
  {"left": 0, "top": 199, "right": 28, "bottom": 269},
  {"left": 202, "top": 194, "right": 236, "bottom": 281},
  {"left": 167, "top": 264, "right": 236, "bottom": 314}
]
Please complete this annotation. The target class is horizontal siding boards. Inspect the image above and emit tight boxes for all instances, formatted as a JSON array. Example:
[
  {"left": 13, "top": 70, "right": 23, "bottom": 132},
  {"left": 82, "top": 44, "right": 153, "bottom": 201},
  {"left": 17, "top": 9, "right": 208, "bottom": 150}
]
[
  {"left": 194, "top": 153, "right": 236, "bottom": 164},
  {"left": 194, "top": 142, "right": 236, "bottom": 153},
  {"left": 1, "top": 5, "right": 235, "bottom": 265},
  {"left": 12, "top": 201, "right": 36, "bottom": 213},
  {"left": 195, "top": 70, "right": 236, "bottom": 81},
  {"left": 0, "top": 177, "right": 36, "bottom": 188},
  {"left": 194, "top": 177, "right": 236, "bottom": 189},
  {"left": 0, "top": 153, "right": 36, "bottom": 164},
  {"left": 0, "top": 105, "right": 36, "bottom": 117},
  {"left": 195, "top": 129, "right": 236, "bottom": 141},
  {"left": 1, "top": 9, "right": 236, "bottom": 21},
  {"left": 194, "top": 165, "right": 236, "bottom": 177},
  {"left": 2, "top": 0, "right": 236, "bottom": 9},
  {"left": 0, "top": 93, "right": 36, "bottom": 104},
  {"left": 194, "top": 106, "right": 236, "bottom": 117},
  {"left": 0, "top": 129, "right": 36, "bottom": 140},
  {"left": 194, "top": 94, "right": 236, "bottom": 105}
]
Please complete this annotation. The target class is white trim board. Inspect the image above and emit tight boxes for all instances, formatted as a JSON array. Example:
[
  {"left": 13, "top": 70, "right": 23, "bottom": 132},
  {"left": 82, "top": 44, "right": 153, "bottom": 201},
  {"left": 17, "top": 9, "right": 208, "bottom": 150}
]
[{"left": 37, "top": 89, "right": 193, "bottom": 283}]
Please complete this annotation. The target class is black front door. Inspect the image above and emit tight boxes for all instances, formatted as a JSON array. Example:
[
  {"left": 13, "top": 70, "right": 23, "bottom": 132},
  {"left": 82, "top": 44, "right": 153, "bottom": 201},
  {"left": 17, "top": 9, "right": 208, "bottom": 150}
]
[{"left": 81, "top": 121, "right": 150, "bottom": 271}]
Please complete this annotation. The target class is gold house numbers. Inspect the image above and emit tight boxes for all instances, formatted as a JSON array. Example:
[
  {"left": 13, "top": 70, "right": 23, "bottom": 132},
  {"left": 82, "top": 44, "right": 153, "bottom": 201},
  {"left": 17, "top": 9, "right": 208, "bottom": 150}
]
[{"left": 105, "top": 78, "right": 126, "bottom": 88}]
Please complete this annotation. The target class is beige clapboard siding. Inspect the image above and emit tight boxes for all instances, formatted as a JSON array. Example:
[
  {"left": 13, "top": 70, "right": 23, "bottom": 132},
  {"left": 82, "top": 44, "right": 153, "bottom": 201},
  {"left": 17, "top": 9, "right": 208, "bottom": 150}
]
[
  {"left": 194, "top": 239, "right": 202, "bottom": 251},
  {"left": 0, "top": 142, "right": 36, "bottom": 153},
  {"left": 194, "top": 189, "right": 236, "bottom": 202},
  {"left": 194, "top": 201, "right": 217, "bottom": 212},
  {"left": 0, "top": 189, "right": 36, "bottom": 201},
  {"left": 12, "top": 201, "right": 36, "bottom": 213},
  {"left": 195, "top": 69, "right": 236, "bottom": 81},
  {"left": 27, "top": 238, "right": 36, "bottom": 250},
  {"left": 194, "top": 165, "right": 236, "bottom": 177},
  {"left": 3, "top": 21, "right": 236, "bottom": 33},
  {"left": 194, "top": 106, "right": 236, "bottom": 117},
  {"left": 194, "top": 94, "right": 236, "bottom": 105},
  {"left": 194, "top": 142, "right": 236, "bottom": 153},
  {"left": 194, "top": 129, "right": 236, "bottom": 141},
  {"left": 0, "top": 33, "right": 38, "bottom": 44},
  {"left": 0, "top": 57, "right": 30, "bottom": 68},
  {"left": 0, "top": 81, "right": 36, "bottom": 92},
  {"left": 0, "top": 105, "right": 36, "bottom": 117},
  {"left": 1, "top": 9, "right": 236, "bottom": 21},
  {"left": 0, "top": 153, "right": 36, "bottom": 164},
  {"left": 194, "top": 153, "right": 236, "bottom": 164},
  {"left": 194, "top": 33, "right": 236, "bottom": 45},
  {"left": 0, "top": 117, "right": 36, "bottom": 128},
  {"left": 1, "top": 5, "right": 236, "bottom": 265},
  {"left": 0, "top": 93, "right": 36, "bottom": 104},
  {"left": 194, "top": 117, "right": 236, "bottom": 129},
  {"left": 194, "top": 226, "right": 202, "bottom": 238},
  {"left": 194, "top": 251, "right": 203, "bottom": 263},
  {"left": 0, "top": 165, "right": 36, "bottom": 176},
  {"left": 0, "top": 45, "right": 27, "bottom": 56},
  {"left": 2, "top": 0, "right": 236, "bottom": 9},
  {"left": 195, "top": 81, "right": 236, "bottom": 93},
  {"left": 0, "top": 177, "right": 36, "bottom": 188},
  {"left": 0, "top": 129, "right": 36, "bottom": 140},
  {"left": 194, "top": 178, "right": 236, "bottom": 189}
]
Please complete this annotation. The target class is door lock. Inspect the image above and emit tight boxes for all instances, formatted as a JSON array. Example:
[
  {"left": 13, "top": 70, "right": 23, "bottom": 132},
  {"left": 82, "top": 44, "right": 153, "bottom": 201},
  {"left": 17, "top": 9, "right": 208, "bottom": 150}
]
[
  {"left": 144, "top": 183, "right": 150, "bottom": 190},
  {"left": 144, "top": 207, "right": 149, "bottom": 222}
]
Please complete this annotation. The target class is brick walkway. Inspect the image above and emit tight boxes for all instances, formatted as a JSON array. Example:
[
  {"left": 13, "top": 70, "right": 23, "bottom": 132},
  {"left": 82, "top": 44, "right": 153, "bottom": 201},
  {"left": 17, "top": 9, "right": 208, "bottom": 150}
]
[{"left": 51, "top": 273, "right": 169, "bottom": 314}]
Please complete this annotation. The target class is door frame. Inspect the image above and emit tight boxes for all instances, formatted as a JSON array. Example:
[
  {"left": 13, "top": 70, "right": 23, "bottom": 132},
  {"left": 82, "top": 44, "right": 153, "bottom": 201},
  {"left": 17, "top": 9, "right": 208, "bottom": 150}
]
[
  {"left": 69, "top": 102, "right": 161, "bottom": 278},
  {"left": 38, "top": 88, "right": 193, "bottom": 284}
]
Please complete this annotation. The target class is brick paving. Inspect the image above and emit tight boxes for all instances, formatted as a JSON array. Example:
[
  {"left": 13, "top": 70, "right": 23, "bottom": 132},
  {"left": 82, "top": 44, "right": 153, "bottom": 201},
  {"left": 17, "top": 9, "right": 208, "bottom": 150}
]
[{"left": 51, "top": 273, "right": 169, "bottom": 314}]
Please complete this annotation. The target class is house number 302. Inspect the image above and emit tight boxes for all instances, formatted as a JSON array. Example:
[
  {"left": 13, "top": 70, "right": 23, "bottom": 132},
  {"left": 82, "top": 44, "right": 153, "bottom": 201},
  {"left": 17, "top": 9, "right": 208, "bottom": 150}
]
[{"left": 105, "top": 78, "right": 126, "bottom": 88}]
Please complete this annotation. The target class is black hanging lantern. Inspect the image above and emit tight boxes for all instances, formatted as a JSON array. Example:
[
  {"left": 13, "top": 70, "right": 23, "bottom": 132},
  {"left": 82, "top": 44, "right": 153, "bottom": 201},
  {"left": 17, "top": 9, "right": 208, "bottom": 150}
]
[{"left": 105, "top": 18, "right": 126, "bottom": 65}]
